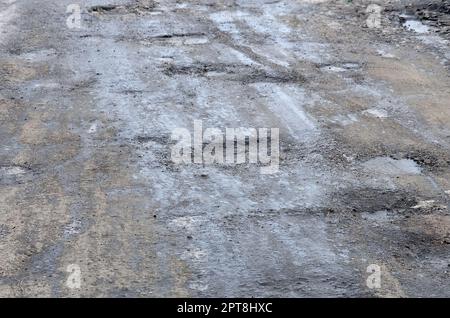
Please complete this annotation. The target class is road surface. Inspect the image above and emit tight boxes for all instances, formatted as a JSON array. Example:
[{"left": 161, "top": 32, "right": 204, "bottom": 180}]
[{"left": 0, "top": 0, "right": 449, "bottom": 297}]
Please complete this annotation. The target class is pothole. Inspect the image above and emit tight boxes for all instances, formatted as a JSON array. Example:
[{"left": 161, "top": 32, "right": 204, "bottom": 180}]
[
  {"left": 88, "top": 0, "right": 156, "bottom": 15},
  {"left": 137, "top": 33, "right": 210, "bottom": 46},
  {"left": 162, "top": 62, "right": 305, "bottom": 84},
  {"left": 387, "top": 1, "right": 450, "bottom": 36},
  {"left": 331, "top": 187, "right": 419, "bottom": 214},
  {"left": 401, "top": 14, "right": 430, "bottom": 34},
  {"left": 405, "top": 150, "right": 450, "bottom": 170}
]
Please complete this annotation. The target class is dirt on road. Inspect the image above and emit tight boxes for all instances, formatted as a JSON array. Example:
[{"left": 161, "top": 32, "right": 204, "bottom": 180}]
[{"left": 0, "top": 0, "right": 449, "bottom": 297}]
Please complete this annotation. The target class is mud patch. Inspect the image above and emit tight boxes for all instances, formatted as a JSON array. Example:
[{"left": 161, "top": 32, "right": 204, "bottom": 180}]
[
  {"left": 162, "top": 63, "right": 305, "bottom": 84},
  {"left": 0, "top": 61, "right": 39, "bottom": 84},
  {"left": 405, "top": 149, "right": 450, "bottom": 171},
  {"left": 363, "top": 214, "right": 450, "bottom": 262},
  {"left": 134, "top": 134, "right": 171, "bottom": 145},
  {"left": 331, "top": 188, "right": 419, "bottom": 214},
  {"left": 88, "top": 0, "right": 156, "bottom": 15}
]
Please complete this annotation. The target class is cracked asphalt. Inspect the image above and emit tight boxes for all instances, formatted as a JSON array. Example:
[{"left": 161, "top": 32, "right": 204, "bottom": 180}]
[{"left": 0, "top": 0, "right": 449, "bottom": 297}]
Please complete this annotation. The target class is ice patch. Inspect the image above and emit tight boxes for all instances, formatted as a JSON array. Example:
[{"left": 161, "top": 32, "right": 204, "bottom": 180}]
[
  {"left": 376, "top": 49, "right": 396, "bottom": 59},
  {"left": 0, "top": 1, "right": 17, "bottom": 43},
  {"left": 321, "top": 65, "right": 346, "bottom": 73},
  {"left": 19, "top": 49, "right": 57, "bottom": 61},
  {"left": 63, "top": 220, "right": 82, "bottom": 236},
  {"left": 189, "top": 283, "right": 209, "bottom": 292},
  {"left": 403, "top": 19, "right": 429, "bottom": 34},
  {"left": 412, "top": 200, "right": 446, "bottom": 210},
  {"left": 252, "top": 84, "right": 316, "bottom": 139},
  {"left": 361, "top": 210, "right": 390, "bottom": 221},
  {"left": 0, "top": 166, "right": 27, "bottom": 175},
  {"left": 363, "top": 157, "right": 421, "bottom": 175},
  {"left": 169, "top": 216, "right": 205, "bottom": 232},
  {"left": 88, "top": 123, "right": 98, "bottom": 134},
  {"left": 181, "top": 248, "right": 208, "bottom": 261},
  {"left": 329, "top": 113, "right": 359, "bottom": 126},
  {"left": 183, "top": 36, "right": 209, "bottom": 45},
  {"left": 228, "top": 47, "right": 258, "bottom": 65},
  {"left": 362, "top": 108, "right": 388, "bottom": 118}
]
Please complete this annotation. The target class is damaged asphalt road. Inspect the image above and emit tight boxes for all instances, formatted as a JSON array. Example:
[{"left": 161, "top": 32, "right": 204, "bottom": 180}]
[{"left": 0, "top": 0, "right": 449, "bottom": 297}]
